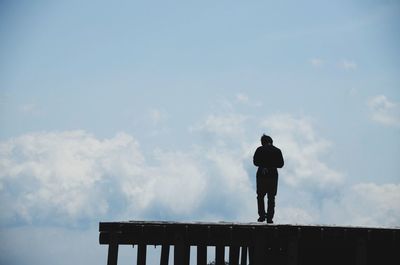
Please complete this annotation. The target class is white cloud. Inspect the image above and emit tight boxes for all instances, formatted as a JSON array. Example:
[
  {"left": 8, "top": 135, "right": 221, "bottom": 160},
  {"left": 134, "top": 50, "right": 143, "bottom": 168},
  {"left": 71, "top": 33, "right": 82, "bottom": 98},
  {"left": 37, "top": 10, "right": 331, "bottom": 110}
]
[
  {"left": 190, "top": 113, "right": 248, "bottom": 139},
  {"left": 278, "top": 207, "right": 316, "bottom": 224},
  {"left": 340, "top": 59, "right": 357, "bottom": 70},
  {"left": 190, "top": 112, "right": 399, "bottom": 226},
  {"left": 260, "top": 114, "right": 344, "bottom": 189},
  {"left": 321, "top": 183, "right": 400, "bottom": 227},
  {"left": 277, "top": 181, "right": 400, "bottom": 227},
  {"left": 1, "top": 113, "right": 399, "bottom": 229},
  {"left": 0, "top": 131, "right": 145, "bottom": 224},
  {"left": 129, "top": 149, "right": 207, "bottom": 215},
  {"left": 0, "top": 130, "right": 251, "bottom": 225},
  {"left": 349, "top": 183, "right": 400, "bottom": 226},
  {"left": 367, "top": 95, "right": 400, "bottom": 127},
  {"left": 310, "top": 58, "right": 324, "bottom": 67},
  {"left": 206, "top": 150, "right": 251, "bottom": 192}
]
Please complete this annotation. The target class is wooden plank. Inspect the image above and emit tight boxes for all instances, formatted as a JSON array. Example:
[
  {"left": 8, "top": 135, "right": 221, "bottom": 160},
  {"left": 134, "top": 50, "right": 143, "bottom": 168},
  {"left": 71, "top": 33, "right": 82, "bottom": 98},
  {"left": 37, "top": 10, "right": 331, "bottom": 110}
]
[
  {"left": 356, "top": 239, "right": 366, "bottom": 265},
  {"left": 252, "top": 229, "right": 266, "bottom": 265},
  {"left": 100, "top": 222, "right": 400, "bottom": 245},
  {"left": 100, "top": 221, "right": 399, "bottom": 233},
  {"left": 287, "top": 236, "right": 298, "bottom": 265},
  {"left": 253, "top": 243, "right": 265, "bottom": 265}
]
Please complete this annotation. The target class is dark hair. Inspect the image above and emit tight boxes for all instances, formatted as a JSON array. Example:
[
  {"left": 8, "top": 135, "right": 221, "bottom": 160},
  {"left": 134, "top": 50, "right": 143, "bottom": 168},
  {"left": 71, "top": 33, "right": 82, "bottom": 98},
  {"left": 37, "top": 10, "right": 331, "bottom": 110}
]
[{"left": 261, "top": 134, "right": 273, "bottom": 145}]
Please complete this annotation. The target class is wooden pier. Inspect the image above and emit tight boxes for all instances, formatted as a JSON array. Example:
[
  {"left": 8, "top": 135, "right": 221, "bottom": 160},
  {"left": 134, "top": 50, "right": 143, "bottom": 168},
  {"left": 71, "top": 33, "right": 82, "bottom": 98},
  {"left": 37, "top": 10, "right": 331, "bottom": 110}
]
[{"left": 99, "top": 221, "right": 400, "bottom": 265}]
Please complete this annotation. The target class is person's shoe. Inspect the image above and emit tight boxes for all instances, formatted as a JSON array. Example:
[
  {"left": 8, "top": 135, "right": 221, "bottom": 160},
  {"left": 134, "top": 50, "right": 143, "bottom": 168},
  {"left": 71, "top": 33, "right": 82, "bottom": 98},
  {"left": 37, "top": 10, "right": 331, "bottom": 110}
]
[
  {"left": 257, "top": 213, "right": 267, "bottom": 222},
  {"left": 266, "top": 218, "right": 273, "bottom": 224},
  {"left": 257, "top": 216, "right": 266, "bottom": 222}
]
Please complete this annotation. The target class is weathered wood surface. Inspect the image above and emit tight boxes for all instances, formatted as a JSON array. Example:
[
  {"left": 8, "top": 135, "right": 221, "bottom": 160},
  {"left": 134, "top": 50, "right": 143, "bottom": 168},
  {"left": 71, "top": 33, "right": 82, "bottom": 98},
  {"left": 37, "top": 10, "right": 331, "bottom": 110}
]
[{"left": 99, "top": 221, "right": 399, "bottom": 245}]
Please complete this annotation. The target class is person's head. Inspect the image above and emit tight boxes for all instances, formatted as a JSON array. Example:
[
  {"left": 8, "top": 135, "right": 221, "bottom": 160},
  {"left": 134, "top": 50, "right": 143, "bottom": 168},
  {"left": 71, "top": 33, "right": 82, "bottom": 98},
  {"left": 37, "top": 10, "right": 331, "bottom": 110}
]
[{"left": 261, "top": 134, "right": 273, "bottom": 146}]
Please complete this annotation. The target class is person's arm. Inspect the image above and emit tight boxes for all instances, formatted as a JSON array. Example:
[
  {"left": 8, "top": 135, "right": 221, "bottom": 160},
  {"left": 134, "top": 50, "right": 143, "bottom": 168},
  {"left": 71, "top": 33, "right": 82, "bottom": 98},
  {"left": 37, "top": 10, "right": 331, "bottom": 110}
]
[
  {"left": 253, "top": 148, "right": 262, "bottom": 167},
  {"left": 276, "top": 149, "right": 284, "bottom": 168}
]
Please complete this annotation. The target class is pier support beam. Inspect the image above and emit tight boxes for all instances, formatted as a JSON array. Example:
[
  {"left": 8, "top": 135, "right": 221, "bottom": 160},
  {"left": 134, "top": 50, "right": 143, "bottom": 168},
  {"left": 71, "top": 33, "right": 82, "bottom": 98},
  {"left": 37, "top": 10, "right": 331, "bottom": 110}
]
[
  {"left": 240, "top": 246, "right": 247, "bottom": 265},
  {"left": 137, "top": 244, "right": 147, "bottom": 265},
  {"left": 215, "top": 245, "right": 225, "bottom": 265},
  {"left": 197, "top": 245, "right": 207, "bottom": 265},
  {"left": 229, "top": 246, "right": 240, "bottom": 265},
  {"left": 160, "top": 245, "right": 170, "bottom": 265},
  {"left": 107, "top": 233, "right": 119, "bottom": 265}
]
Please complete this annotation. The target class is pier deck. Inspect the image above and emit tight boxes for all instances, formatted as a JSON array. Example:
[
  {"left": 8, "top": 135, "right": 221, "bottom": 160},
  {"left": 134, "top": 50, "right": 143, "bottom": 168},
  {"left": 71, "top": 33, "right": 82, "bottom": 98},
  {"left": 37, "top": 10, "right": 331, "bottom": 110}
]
[{"left": 99, "top": 221, "right": 400, "bottom": 265}]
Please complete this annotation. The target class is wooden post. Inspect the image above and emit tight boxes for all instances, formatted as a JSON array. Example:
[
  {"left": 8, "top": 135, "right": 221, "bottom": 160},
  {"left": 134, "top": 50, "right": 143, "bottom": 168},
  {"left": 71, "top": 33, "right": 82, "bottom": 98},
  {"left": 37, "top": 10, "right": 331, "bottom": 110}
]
[
  {"left": 229, "top": 246, "right": 240, "bottom": 265},
  {"left": 215, "top": 245, "right": 225, "bottom": 265},
  {"left": 137, "top": 244, "right": 147, "bottom": 265},
  {"left": 197, "top": 245, "right": 207, "bottom": 265},
  {"left": 248, "top": 246, "right": 254, "bottom": 265},
  {"left": 107, "top": 233, "right": 119, "bottom": 265},
  {"left": 174, "top": 234, "right": 190, "bottom": 265},
  {"left": 240, "top": 246, "right": 247, "bottom": 265},
  {"left": 160, "top": 244, "right": 170, "bottom": 265}
]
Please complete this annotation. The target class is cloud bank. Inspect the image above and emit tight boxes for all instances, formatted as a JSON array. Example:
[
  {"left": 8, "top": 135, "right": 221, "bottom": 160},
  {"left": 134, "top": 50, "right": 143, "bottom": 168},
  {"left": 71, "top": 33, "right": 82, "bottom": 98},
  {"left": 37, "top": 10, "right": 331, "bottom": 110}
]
[{"left": 0, "top": 114, "right": 399, "bottom": 228}]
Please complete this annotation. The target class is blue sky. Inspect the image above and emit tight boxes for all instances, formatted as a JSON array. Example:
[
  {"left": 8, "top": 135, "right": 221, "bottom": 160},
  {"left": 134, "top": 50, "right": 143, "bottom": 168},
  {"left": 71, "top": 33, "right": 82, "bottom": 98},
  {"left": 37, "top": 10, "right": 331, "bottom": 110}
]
[{"left": 0, "top": 0, "right": 399, "bottom": 264}]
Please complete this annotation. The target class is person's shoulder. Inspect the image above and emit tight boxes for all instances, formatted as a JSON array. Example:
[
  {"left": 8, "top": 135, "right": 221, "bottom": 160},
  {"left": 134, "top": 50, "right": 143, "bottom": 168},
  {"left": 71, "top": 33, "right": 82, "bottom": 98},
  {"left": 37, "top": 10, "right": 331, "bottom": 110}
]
[
  {"left": 255, "top": 145, "right": 266, "bottom": 154},
  {"left": 271, "top": 145, "right": 282, "bottom": 152},
  {"left": 255, "top": 146, "right": 263, "bottom": 151}
]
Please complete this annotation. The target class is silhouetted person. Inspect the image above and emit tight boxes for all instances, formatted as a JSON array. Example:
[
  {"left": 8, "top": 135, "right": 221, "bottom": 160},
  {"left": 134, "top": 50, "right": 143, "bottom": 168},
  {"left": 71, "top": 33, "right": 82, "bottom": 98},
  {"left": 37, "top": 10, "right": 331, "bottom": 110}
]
[{"left": 253, "top": 134, "right": 284, "bottom": 223}]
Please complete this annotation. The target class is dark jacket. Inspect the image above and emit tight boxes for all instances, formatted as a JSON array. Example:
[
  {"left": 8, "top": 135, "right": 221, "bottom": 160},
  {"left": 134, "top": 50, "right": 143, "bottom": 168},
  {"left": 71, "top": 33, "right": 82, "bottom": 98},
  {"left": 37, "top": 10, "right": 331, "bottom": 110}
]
[{"left": 253, "top": 144, "right": 284, "bottom": 195}]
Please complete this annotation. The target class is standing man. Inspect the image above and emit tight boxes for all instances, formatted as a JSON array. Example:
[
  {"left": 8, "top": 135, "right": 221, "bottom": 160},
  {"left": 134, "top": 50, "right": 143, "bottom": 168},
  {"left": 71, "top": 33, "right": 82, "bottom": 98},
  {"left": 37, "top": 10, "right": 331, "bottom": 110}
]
[{"left": 253, "top": 134, "right": 284, "bottom": 223}]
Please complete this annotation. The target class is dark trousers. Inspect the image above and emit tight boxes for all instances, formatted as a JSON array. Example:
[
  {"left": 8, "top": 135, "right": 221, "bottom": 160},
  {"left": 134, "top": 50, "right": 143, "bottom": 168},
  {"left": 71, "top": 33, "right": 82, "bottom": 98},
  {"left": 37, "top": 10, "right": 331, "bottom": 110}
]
[{"left": 257, "top": 192, "right": 275, "bottom": 220}]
